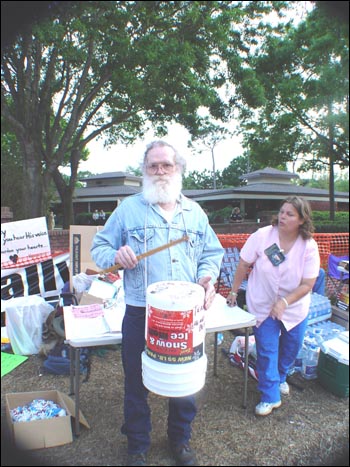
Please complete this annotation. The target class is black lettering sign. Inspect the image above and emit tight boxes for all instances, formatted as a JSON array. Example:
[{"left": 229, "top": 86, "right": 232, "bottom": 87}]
[{"left": 1, "top": 254, "right": 70, "bottom": 300}]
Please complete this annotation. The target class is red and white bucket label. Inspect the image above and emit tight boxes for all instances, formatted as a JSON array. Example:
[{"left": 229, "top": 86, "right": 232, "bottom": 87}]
[{"left": 146, "top": 304, "right": 205, "bottom": 364}]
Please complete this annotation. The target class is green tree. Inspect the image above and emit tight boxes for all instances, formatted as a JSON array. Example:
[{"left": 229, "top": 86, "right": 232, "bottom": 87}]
[
  {"left": 188, "top": 118, "right": 233, "bottom": 189},
  {"left": 125, "top": 166, "right": 142, "bottom": 177},
  {"left": 1, "top": 125, "right": 25, "bottom": 219},
  {"left": 237, "top": 4, "right": 349, "bottom": 219},
  {"left": 334, "top": 174, "right": 350, "bottom": 193},
  {"left": 221, "top": 154, "right": 264, "bottom": 187},
  {"left": 1, "top": 1, "right": 285, "bottom": 227},
  {"left": 183, "top": 169, "right": 221, "bottom": 190},
  {"left": 303, "top": 173, "right": 349, "bottom": 193}
]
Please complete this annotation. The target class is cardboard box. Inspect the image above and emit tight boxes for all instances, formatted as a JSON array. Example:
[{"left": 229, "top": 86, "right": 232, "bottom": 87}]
[
  {"left": 69, "top": 225, "right": 103, "bottom": 291},
  {"left": 78, "top": 291, "right": 104, "bottom": 305},
  {"left": 331, "top": 305, "right": 349, "bottom": 330},
  {"left": 6, "top": 390, "right": 89, "bottom": 450},
  {"left": 336, "top": 291, "right": 349, "bottom": 311}
]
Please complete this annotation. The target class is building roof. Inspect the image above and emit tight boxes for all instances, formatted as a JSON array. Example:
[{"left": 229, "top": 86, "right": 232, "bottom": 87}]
[
  {"left": 71, "top": 168, "right": 349, "bottom": 205},
  {"left": 79, "top": 171, "right": 141, "bottom": 182},
  {"left": 73, "top": 185, "right": 141, "bottom": 201},
  {"left": 187, "top": 184, "right": 348, "bottom": 203},
  {"left": 240, "top": 167, "right": 299, "bottom": 183},
  {"left": 185, "top": 167, "right": 348, "bottom": 203}
]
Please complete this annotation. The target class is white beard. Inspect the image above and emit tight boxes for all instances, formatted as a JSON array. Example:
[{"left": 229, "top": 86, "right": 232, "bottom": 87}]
[{"left": 143, "top": 172, "right": 182, "bottom": 205}]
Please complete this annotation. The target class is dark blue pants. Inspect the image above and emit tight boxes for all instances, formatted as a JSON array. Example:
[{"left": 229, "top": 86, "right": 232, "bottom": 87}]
[{"left": 121, "top": 305, "right": 197, "bottom": 455}]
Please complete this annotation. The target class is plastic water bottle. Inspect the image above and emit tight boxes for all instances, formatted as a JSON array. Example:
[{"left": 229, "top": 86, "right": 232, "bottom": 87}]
[
  {"left": 301, "top": 344, "right": 319, "bottom": 380},
  {"left": 293, "top": 345, "right": 307, "bottom": 374},
  {"left": 216, "top": 333, "right": 224, "bottom": 345},
  {"left": 313, "top": 328, "right": 324, "bottom": 346}
]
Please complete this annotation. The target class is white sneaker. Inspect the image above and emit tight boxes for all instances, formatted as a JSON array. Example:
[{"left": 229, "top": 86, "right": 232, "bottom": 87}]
[
  {"left": 279, "top": 382, "right": 290, "bottom": 395},
  {"left": 255, "top": 401, "right": 281, "bottom": 416}
]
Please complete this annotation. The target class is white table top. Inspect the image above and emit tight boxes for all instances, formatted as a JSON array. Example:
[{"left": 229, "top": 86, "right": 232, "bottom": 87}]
[
  {"left": 64, "top": 293, "right": 256, "bottom": 348},
  {"left": 205, "top": 293, "right": 256, "bottom": 332}
]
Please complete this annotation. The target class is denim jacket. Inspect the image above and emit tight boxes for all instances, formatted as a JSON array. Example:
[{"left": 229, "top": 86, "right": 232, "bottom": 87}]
[{"left": 91, "top": 193, "right": 224, "bottom": 307}]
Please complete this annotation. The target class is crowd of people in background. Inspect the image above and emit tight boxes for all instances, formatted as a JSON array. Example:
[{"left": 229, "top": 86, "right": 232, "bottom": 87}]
[
  {"left": 230, "top": 206, "right": 243, "bottom": 222},
  {"left": 92, "top": 209, "right": 106, "bottom": 225}
]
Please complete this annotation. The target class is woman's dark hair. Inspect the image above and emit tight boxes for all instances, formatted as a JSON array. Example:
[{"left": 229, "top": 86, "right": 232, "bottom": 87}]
[{"left": 271, "top": 196, "right": 315, "bottom": 239}]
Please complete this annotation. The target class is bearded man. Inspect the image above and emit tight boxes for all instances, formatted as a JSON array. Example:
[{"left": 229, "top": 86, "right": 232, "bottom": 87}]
[{"left": 91, "top": 140, "right": 223, "bottom": 466}]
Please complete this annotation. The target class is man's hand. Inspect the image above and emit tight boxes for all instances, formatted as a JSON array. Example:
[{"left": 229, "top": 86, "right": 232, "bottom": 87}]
[
  {"left": 115, "top": 245, "right": 138, "bottom": 269},
  {"left": 198, "top": 276, "right": 216, "bottom": 310}
]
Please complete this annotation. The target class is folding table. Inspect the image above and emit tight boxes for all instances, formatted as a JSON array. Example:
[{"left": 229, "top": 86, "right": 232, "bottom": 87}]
[{"left": 64, "top": 293, "right": 256, "bottom": 436}]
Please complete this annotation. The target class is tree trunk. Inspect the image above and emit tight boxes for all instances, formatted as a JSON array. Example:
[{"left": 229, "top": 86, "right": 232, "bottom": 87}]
[
  {"left": 211, "top": 147, "right": 217, "bottom": 190},
  {"left": 52, "top": 164, "right": 77, "bottom": 229},
  {"left": 61, "top": 193, "right": 74, "bottom": 229},
  {"left": 327, "top": 103, "right": 335, "bottom": 221},
  {"left": 21, "top": 140, "right": 44, "bottom": 219}
]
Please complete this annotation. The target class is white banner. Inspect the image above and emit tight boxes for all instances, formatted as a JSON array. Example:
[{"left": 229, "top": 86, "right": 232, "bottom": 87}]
[
  {"left": 1, "top": 252, "right": 70, "bottom": 301},
  {"left": 1, "top": 217, "right": 51, "bottom": 268}
]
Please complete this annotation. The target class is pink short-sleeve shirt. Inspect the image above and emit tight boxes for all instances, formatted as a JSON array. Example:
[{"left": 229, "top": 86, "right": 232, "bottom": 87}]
[{"left": 240, "top": 225, "right": 320, "bottom": 331}]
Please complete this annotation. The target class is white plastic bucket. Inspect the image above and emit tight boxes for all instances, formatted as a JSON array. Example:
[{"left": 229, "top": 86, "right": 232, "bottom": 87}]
[
  {"left": 142, "top": 352, "right": 207, "bottom": 397},
  {"left": 142, "top": 280, "right": 206, "bottom": 396}
]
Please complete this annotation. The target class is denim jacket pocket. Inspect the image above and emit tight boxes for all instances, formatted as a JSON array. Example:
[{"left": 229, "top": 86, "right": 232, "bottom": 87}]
[
  {"left": 128, "top": 228, "right": 155, "bottom": 257},
  {"left": 186, "top": 231, "right": 204, "bottom": 263},
  {"left": 127, "top": 228, "right": 155, "bottom": 291}
]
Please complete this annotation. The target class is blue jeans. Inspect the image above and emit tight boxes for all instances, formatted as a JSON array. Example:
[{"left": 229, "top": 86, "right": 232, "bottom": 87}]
[
  {"left": 253, "top": 316, "right": 308, "bottom": 403},
  {"left": 121, "top": 305, "right": 197, "bottom": 455},
  {"left": 312, "top": 268, "right": 326, "bottom": 296}
]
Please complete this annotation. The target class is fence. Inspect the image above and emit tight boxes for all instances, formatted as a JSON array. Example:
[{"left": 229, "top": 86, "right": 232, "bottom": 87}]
[{"left": 217, "top": 233, "right": 349, "bottom": 299}]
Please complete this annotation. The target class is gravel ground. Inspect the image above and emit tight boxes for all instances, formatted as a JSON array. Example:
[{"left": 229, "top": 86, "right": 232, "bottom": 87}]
[{"left": 1, "top": 331, "right": 349, "bottom": 466}]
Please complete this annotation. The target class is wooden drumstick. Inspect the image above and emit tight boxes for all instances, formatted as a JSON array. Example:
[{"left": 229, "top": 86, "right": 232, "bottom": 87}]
[{"left": 100, "top": 235, "right": 189, "bottom": 274}]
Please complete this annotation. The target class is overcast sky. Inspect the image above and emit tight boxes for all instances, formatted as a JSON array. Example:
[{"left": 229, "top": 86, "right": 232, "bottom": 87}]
[{"left": 80, "top": 123, "right": 243, "bottom": 175}]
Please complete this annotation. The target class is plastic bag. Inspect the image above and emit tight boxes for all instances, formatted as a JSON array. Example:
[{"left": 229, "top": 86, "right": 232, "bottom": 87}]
[
  {"left": 4, "top": 296, "right": 54, "bottom": 355},
  {"left": 72, "top": 273, "right": 100, "bottom": 293},
  {"left": 224, "top": 335, "right": 258, "bottom": 381},
  {"left": 229, "top": 335, "right": 256, "bottom": 357}
]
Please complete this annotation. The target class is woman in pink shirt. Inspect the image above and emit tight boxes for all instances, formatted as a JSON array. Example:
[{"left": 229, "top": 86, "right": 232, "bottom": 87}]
[{"left": 226, "top": 196, "right": 320, "bottom": 416}]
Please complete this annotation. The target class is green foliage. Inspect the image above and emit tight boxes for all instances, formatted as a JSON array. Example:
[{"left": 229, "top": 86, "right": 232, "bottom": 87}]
[
  {"left": 208, "top": 206, "right": 233, "bottom": 224},
  {"left": 183, "top": 169, "right": 219, "bottom": 189},
  {"left": 75, "top": 213, "right": 93, "bottom": 225},
  {"left": 75, "top": 211, "right": 111, "bottom": 225},
  {"left": 0, "top": 1, "right": 291, "bottom": 226},
  {"left": 2, "top": 1, "right": 348, "bottom": 226},
  {"left": 237, "top": 2, "right": 349, "bottom": 216},
  {"left": 1, "top": 126, "right": 25, "bottom": 219},
  {"left": 312, "top": 210, "right": 349, "bottom": 222},
  {"left": 183, "top": 154, "right": 265, "bottom": 189},
  {"left": 314, "top": 222, "right": 349, "bottom": 233},
  {"left": 125, "top": 166, "right": 142, "bottom": 177},
  {"left": 312, "top": 211, "right": 349, "bottom": 232},
  {"left": 221, "top": 155, "right": 264, "bottom": 187},
  {"left": 188, "top": 118, "right": 233, "bottom": 189},
  {"left": 304, "top": 174, "right": 349, "bottom": 192}
]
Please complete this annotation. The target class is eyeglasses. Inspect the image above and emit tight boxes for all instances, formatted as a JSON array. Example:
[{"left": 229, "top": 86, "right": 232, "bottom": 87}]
[{"left": 145, "top": 163, "right": 177, "bottom": 174}]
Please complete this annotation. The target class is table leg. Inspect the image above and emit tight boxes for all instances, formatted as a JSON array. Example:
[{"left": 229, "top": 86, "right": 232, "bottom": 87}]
[
  {"left": 243, "top": 327, "right": 250, "bottom": 408},
  {"left": 69, "top": 345, "right": 75, "bottom": 395},
  {"left": 213, "top": 331, "right": 218, "bottom": 376},
  {"left": 74, "top": 348, "right": 81, "bottom": 437}
]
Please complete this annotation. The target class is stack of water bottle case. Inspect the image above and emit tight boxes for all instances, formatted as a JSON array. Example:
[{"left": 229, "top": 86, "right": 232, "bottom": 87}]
[
  {"left": 289, "top": 292, "right": 349, "bottom": 398},
  {"left": 224, "top": 292, "right": 348, "bottom": 397}
]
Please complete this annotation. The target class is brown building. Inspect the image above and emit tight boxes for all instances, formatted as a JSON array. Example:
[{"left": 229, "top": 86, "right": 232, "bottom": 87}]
[{"left": 52, "top": 167, "right": 349, "bottom": 223}]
